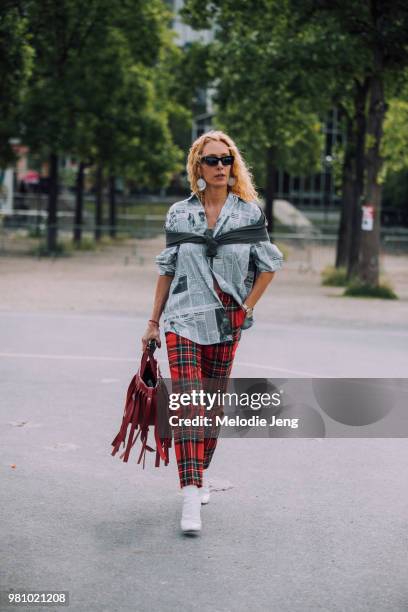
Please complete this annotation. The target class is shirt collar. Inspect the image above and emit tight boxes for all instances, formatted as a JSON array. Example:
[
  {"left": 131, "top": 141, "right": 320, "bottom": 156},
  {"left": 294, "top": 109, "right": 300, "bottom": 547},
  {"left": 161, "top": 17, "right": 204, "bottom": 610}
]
[{"left": 189, "top": 191, "right": 237, "bottom": 237}]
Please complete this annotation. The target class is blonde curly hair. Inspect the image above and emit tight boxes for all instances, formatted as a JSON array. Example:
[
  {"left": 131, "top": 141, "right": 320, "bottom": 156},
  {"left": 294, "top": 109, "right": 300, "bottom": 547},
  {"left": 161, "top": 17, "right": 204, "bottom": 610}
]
[{"left": 186, "top": 130, "right": 259, "bottom": 203}]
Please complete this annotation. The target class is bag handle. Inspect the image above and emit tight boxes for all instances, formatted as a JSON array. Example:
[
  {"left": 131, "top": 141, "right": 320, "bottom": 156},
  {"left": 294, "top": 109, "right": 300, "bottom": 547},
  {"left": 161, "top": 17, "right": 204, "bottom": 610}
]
[
  {"left": 140, "top": 339, "right": 158, "bottom": 375},
  {"left": 147, "top": 339, "right": 157, "bottom": 353}
]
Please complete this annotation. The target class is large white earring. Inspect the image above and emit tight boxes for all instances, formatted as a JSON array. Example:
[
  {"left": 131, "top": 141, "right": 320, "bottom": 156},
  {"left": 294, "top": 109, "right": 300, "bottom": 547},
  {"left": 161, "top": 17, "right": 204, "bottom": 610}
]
[
  {"left": 228, "top": 176, "right": 236, "bottom": 186},
  {"left": 197, "top": 177, "right": 207, "bottom": 191}
]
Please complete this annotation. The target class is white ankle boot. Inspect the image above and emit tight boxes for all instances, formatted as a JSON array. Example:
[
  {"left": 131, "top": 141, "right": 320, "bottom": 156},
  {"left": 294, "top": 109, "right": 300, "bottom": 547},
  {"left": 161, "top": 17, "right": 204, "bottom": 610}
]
[
  {"left": 181, "top": 485, "right": 202, "bottom": 534},
  {"left": 200, "top": 472, "right": 210, "bottom": 505}
]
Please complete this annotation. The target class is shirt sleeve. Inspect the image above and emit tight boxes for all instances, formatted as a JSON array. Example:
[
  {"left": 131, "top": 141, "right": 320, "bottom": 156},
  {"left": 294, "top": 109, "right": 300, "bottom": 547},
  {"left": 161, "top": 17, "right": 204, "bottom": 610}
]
[
  {"left": 250, "top": 206, "right": 284, "bottom": 273},
  {"left": 250, "top": 241, "right": 284, "bottom": 272},
  {"left": 155, "top": 208, "right": 179, "bottom": 276}
]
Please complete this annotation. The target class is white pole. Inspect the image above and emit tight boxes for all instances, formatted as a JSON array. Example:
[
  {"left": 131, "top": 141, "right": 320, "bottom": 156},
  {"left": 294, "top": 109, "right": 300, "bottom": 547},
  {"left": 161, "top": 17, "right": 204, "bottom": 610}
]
[{"left": 0, "top": 168, "right": 14, "bottom": 213}]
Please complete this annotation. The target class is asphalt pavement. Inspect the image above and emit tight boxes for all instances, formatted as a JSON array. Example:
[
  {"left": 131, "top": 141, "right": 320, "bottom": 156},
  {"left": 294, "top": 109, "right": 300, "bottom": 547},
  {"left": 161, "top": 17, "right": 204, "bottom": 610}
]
[{"left": 1, "top": 309, "right": 408, "bottom": 611}]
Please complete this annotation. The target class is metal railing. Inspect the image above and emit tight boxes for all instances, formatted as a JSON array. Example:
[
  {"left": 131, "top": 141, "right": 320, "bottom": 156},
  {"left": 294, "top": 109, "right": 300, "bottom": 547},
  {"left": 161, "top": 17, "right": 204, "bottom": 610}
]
[{"left": 1, "top": 212, "right": 408, "bottom": 277}]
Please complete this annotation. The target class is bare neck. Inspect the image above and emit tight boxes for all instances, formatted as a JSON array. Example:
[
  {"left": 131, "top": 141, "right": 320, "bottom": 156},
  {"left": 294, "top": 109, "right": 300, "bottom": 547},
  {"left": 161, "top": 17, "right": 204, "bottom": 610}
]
[{"left": 203, "top": 185, "right": 229, "bottom": 208}]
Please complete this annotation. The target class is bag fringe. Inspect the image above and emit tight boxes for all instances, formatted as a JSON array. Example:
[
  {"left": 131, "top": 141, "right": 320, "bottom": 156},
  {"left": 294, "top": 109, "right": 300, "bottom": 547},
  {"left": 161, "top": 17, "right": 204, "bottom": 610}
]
[{"left": 111, "top": 367, "right": 172, "bottom": 469}]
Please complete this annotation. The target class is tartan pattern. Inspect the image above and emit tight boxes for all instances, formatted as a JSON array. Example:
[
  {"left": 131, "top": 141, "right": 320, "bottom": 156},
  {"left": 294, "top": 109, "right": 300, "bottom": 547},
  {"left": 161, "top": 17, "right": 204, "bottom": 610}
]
[{"left": 166, "top": 287, "right": 245, "bottom": 488}]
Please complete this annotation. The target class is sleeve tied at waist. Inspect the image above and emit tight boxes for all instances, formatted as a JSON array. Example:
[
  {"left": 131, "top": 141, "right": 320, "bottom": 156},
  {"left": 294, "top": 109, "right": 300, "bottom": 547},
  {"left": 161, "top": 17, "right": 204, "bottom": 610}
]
[
  {"left": 203, "top": 229, "right": 219, "bottom": 257},
  {"left": 165, "top": 211, "right": 270, "bottom": 258}
]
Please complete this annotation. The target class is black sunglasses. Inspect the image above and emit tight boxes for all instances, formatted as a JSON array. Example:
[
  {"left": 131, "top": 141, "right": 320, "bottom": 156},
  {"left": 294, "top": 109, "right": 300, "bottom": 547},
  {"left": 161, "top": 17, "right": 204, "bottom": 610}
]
[{"left": 200, "top": 155, "right": 234, "bottom": 167}]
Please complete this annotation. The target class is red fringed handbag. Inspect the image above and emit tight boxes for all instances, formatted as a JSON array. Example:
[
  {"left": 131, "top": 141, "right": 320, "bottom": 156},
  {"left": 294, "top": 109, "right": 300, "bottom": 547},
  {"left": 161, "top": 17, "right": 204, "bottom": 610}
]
[{"left": 111, "top": 340, "right": 172, "bottom": 468}]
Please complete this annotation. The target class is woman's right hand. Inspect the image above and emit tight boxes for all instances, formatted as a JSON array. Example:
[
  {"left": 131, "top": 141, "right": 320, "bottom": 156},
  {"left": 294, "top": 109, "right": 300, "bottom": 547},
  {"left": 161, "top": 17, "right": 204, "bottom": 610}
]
[{"left": 141, "top": 322, "right": 161, "bottom": 352}]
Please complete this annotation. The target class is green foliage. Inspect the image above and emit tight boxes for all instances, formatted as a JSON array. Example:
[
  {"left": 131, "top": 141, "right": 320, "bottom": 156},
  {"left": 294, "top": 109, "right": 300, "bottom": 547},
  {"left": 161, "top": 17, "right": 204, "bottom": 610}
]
[
  {"left": 0, "top": 6, "right": 33, "bottom": 165},
  {"left": 30, "top": 240, "right": 72, "bottom": 258},
  {"left": 181, "top": 0, "right": 351, "bottom": 188},
  {"left": 27, "top": 226, "right": 43, "bottom": 239},
  {"left": 97, "top": 235, "right": 129, "bottom": 246},
  {"left": 152, "top": 39, "right": 214, "bottom": 156},
  {"left": 59, "top": 167, "right": 77, "bottom": 189},
  {"left": 14, "top": 0, "right": 187, "bottom": 192},
  {"left": 71, "top": 236, "right": 126, "bottom": 250},
  {"left": 382, "top": 168, "right": 408, "bottom": 211},
  {"left": 382, "top": 96, "right": 408, "bottom": 177},
  {"left": 382, "top": 76, "right": 408, "bottom": 208},
  {"left": 30, "top": 234, "right": 131, "bottom": 255},
  {"left": 72, "top": 237, "right": 98, "bottom": 251},
  {"left": 321, "top": 265, "right": 347, "bottom": 286},
  {"left": 343, "top": 280, "right": 398, "bottom": 299}
]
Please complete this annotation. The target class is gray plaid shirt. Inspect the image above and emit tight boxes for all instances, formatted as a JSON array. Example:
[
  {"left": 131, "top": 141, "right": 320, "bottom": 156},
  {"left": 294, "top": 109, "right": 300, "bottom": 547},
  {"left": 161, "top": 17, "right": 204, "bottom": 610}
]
[{"left": 155, "top": 191, "right": 284, "bottom": 345}]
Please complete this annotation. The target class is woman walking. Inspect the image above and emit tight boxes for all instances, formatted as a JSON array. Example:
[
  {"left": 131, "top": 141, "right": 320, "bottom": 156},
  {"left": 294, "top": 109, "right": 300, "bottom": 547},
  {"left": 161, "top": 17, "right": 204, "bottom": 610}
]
[{"left": 142, "top": 130, "right": 283, "bottom": 534}]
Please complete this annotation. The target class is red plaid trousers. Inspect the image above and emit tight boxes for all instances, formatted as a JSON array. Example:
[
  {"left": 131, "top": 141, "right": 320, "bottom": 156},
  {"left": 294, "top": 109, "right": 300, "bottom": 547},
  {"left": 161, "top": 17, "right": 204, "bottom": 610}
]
[{"left": 166, "top": 287, "right": 246, "bottom": 488}]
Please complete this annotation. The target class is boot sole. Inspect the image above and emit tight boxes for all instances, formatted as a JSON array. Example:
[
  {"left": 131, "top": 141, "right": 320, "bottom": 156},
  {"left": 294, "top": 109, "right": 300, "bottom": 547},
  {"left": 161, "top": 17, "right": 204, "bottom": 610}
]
[{"left": 181, "top": 526, "right": 202, "bottom": 536}]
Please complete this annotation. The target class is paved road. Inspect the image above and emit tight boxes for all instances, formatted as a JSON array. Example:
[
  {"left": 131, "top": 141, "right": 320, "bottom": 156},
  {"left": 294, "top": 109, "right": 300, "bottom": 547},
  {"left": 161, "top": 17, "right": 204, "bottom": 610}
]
[
  {"left": 1, "top": 310, "right": 408, "bottom": 611},
  {"left": 0, "top": 309, "right": 407, "bottom": 377}
]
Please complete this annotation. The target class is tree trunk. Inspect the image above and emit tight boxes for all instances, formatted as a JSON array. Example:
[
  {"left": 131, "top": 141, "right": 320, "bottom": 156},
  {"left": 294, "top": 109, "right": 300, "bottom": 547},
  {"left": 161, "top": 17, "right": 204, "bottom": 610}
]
[
  {"left": 265, "top": 145, "right": 276, "bottom": 234},
  {"left": 47, "top": 152, "right": 58, "bottom": 252},
  {"left": 358, "top": 58, "right": 385, "bottom": 286},
  {"left": 335, "top": 114, "right": 354, "bottom": 268},
  {"left": 108, "top": 174, "right": 116, "bottom": 239},
  {"left": 73, "top": 161, "right": 85, "bottom": 244},
  {"left": 347, "top": 77, "right": 369, "bottom": 280},
  {"left": 94, "top": 163, "right": 103, "bottom": 242}
]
